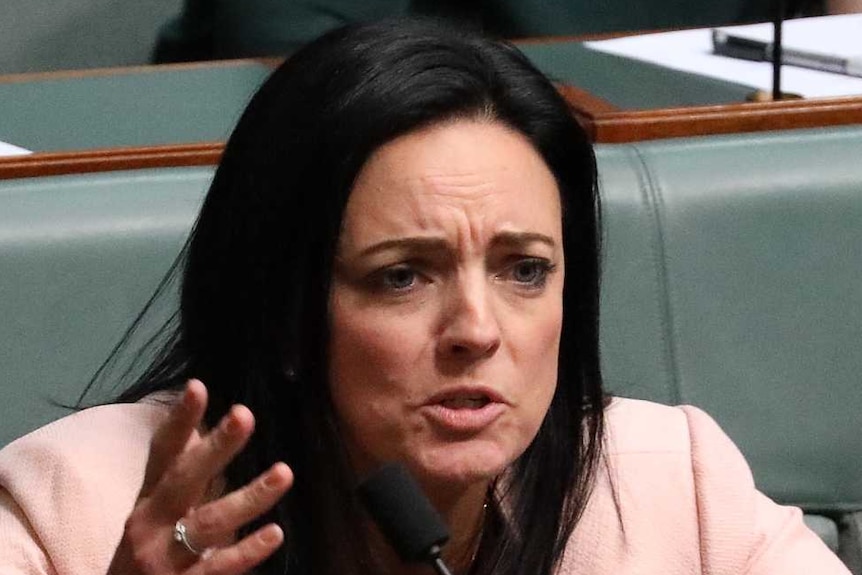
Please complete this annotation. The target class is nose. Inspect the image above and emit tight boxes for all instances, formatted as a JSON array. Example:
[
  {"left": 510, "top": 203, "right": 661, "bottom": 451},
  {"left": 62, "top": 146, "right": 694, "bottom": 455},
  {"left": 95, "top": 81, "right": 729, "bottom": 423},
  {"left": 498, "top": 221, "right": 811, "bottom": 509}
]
[{"left": 437, "top": 273, "right": 501, "bottom": 360}]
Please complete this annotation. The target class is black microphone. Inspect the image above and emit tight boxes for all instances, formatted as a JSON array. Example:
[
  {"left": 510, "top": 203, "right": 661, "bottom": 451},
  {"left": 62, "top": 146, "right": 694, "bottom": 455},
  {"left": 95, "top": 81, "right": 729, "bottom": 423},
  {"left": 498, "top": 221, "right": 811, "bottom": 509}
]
[{"left": 357, "top": 463, "right": 455, "bottom": 575}]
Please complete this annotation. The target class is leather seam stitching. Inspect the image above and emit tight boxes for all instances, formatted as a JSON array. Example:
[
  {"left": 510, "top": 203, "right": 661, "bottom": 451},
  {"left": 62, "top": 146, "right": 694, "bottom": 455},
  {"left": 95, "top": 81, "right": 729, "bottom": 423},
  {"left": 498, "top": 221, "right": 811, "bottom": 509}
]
[{"left": 629, "top": 145, "right": 682, "bottom": 405}]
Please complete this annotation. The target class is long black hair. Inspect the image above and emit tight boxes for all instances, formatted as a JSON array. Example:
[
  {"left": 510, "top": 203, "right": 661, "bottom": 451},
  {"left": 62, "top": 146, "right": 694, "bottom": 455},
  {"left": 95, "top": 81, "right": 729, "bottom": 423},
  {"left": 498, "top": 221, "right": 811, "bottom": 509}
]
[{"left": 107, "top": 18, "right": 604, "bottom": 575}]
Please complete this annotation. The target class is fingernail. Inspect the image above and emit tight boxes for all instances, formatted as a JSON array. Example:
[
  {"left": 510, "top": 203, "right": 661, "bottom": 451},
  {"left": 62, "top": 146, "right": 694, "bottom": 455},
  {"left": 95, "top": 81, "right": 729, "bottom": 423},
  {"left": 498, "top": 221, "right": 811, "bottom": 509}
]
[
  {"left": 259, "top": 525, "right": 282, "bottom": 545},
  {"left": 263, "top": 466, "right": 284, "bottom": 489},
  {"left": 182, "top": 386, "right": 196, "bottom": 409},
  {"left": 221, "top": 414, "right": 238, "bottom": 434}
]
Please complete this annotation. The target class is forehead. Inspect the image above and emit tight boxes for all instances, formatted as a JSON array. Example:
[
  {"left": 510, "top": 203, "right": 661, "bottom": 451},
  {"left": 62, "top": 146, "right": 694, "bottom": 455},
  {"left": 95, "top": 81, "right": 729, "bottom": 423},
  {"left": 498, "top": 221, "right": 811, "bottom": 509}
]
[{"left": 340, "top": 119, "right": 562, "bottom": 245}]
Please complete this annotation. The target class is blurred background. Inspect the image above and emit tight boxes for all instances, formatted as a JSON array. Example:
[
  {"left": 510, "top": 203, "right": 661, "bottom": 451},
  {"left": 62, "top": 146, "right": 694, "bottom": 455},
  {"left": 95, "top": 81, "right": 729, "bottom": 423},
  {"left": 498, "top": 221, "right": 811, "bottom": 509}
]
[
  {"left": 0, "top": 0, "right": 178, "bottom": 74},
  {"left": 0, "top": 0, "right": 839, "bottom": 75}
]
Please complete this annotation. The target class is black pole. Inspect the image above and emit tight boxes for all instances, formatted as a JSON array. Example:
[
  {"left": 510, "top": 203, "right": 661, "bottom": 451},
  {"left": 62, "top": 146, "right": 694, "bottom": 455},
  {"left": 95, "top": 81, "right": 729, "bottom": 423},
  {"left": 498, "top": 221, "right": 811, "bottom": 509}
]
[{"left": 772, "top": 0, "right": 785, "bottom": 100}]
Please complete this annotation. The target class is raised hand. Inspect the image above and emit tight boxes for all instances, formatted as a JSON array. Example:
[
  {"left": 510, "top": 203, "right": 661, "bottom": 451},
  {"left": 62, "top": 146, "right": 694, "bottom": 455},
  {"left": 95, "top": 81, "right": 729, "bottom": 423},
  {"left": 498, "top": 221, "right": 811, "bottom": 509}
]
[{"left": 108, "top": 379, "right": 293, "bottom": 575}]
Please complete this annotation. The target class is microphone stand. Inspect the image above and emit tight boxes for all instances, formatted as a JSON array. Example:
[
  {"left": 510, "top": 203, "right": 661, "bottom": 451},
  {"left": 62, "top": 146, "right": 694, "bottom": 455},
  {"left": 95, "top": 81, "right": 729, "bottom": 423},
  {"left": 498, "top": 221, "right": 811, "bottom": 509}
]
[
  {"left": 429, "top": 545, "right": 455, "bottom": 575},
  {"left": 772, "top": 0, "right": 785, "bottom": 100}
]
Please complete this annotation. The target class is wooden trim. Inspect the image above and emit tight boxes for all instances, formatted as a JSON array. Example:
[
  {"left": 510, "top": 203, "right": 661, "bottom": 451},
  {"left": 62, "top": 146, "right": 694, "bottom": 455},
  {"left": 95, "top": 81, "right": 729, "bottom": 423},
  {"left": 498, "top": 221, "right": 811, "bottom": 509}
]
[
  {"left": 561, "top": 89, "right": 862, "bottom": 143},
  {"left": 0, "top": 57, "right": 282, "bottom": 85},
  {"left": 514, "top": 25, "right": 688, "bottom": 46},
  {"left": 556, "top": 84, "right": 620, "bottom": 116},
  {"left": 0, "top": 142, "right": 223, "bottom": 179}
]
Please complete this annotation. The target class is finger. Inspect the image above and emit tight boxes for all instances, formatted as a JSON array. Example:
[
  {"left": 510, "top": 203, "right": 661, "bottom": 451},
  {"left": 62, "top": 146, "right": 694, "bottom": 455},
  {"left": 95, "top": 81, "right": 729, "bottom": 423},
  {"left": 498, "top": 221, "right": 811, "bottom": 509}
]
[
  {"left": 188, "top": 524, "right": 284, "bottom": 575},
  {"left": 142, "top": 379, "right": 208, "bottom": 493},
  {"left": 154, "top": 403, "right": 255, "bottom": 513},
  {"left": 184, "top": 463, "right": 293, "bottom": 549}
]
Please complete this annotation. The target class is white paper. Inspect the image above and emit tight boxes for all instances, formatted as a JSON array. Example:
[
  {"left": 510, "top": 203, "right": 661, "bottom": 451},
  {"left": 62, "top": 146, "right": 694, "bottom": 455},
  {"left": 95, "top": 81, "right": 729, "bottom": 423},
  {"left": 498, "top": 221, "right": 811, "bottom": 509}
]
[
  {"left": 0, "top": 140, "right": 32, "bottom": 157},
  {"left": 585, "top": 14, "right": 862, "bottom": 98},
  {"left": 715, "top": 14, "right": 862, "bottom": 58}
]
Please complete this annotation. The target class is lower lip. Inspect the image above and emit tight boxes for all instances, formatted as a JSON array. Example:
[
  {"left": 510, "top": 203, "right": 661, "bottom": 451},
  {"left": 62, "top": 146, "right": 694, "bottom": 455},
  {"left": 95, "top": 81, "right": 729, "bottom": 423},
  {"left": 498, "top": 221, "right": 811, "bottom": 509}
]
[{"left": 420, "top": 402, "right": 505, "bottom": 434}]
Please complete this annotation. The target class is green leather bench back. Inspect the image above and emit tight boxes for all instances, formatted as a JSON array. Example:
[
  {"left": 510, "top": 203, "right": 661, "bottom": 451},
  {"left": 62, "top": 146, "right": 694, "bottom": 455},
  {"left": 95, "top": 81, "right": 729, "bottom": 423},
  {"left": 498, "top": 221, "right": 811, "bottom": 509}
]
[
  {"left": 598, "top": 126, "right": 862, "bottom": 516},
  {"left": 0, "top": 167, "right": 211, "bottom": 442},
  {"left": 519, "top": 41, "right": 755, "bottom": 109},
  {"left": 595, "top": 125, "right": 862, "bottom": 568},
  {"left": 0, "top": 63, "right": 270, "bottom": 152}
]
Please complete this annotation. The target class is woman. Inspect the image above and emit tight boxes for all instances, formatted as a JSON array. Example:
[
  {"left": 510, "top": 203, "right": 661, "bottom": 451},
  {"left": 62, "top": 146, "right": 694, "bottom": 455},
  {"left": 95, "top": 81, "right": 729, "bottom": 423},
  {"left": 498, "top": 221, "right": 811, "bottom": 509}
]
[{"left": 0, "top": 18, "right": 849, "bottom": 575}]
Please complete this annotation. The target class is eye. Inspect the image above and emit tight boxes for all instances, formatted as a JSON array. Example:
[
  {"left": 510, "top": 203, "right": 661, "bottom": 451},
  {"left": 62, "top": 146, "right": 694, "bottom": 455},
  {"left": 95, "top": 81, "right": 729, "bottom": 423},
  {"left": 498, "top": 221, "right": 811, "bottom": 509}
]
[
  {"left": 506, "top": 258, "right": 555, "bottom": 289},
  {"left": 377, "top": 265, "right": 418, "bottom": 292}
]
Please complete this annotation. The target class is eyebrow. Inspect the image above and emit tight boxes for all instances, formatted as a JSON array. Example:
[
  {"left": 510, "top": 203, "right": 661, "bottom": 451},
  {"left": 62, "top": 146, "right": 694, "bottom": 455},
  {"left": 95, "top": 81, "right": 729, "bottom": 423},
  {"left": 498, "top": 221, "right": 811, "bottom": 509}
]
[
  {"left": 355, "top": 237, "right": 448, "bottom": 259},
  {"left": 355, "top": 231, "right": 557, "bottom": 259},
  {"left": 490, "top": 231, "right": 557, "bottom": 250}
]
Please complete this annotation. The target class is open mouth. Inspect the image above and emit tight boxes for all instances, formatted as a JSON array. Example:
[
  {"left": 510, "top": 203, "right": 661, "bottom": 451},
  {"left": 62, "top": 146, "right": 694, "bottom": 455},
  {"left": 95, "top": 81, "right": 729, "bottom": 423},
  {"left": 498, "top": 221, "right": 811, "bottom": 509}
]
[
  {"left": 422, "top": 390, "right": 504, "bottom": 432},
  {"left": 439, "top": 396, "right": 491, "bottom": 409}
]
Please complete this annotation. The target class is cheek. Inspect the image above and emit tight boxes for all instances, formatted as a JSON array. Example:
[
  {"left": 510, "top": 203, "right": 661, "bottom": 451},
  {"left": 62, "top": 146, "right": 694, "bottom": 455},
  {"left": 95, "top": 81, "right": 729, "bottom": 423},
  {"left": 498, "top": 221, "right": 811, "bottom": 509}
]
[
  {"left": 327, "top": 296, "right": 429, "bottom": 462},
  {"left": 516, "top": 297, "right": 563, "bottom": 415},
  {"left": 329, "top": 303, "right": 423, "bottom": 397}
]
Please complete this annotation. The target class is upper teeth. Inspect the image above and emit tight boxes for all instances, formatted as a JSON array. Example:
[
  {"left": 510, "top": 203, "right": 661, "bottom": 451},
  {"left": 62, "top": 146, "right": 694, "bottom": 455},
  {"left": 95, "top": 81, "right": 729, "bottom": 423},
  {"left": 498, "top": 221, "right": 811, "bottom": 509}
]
[{"left": 441, "top": 397, "right": 488, "bottom": 409}]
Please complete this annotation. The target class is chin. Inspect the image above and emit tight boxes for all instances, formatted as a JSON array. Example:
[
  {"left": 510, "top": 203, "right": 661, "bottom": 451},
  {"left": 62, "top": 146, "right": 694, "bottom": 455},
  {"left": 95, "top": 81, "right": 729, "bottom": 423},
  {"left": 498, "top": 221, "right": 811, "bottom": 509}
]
[{"left": 407, "top": 440, "right": 516, "bottom": 490}]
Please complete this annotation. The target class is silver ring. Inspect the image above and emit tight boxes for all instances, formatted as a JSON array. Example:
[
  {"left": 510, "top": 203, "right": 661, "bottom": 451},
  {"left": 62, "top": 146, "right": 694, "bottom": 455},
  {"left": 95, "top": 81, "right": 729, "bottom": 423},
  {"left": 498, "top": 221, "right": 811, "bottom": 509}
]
[{"left": 173, "top": 519, "right": 204, "bottom": 556}]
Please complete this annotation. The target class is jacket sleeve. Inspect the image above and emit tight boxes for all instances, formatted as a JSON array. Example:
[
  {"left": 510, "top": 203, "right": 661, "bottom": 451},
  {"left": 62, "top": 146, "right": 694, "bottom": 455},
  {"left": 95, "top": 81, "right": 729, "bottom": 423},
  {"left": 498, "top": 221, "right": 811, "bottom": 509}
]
[
  {"left": 0, "top": 401, "right": 168, "bottom": 575},
  {"left": 0, "top": 488, "right": 54, "bottom": 575},
  {"left": 681, "top": 405, "right": 850, "bottom": 575}
]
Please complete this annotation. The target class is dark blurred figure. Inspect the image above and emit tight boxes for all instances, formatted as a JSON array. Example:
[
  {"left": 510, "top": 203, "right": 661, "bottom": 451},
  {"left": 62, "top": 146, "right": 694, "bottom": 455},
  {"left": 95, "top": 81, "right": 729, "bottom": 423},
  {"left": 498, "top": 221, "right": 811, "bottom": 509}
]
[{"left": 153, "top": 0, "right": 831, "bottom": 63}]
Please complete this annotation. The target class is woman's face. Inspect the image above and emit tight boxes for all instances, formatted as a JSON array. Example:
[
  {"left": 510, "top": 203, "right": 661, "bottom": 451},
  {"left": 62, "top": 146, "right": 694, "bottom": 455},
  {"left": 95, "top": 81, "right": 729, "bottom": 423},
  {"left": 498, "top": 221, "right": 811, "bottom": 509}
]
[{"left": 329, "top": 119, "right": 564, "bottom": 492}]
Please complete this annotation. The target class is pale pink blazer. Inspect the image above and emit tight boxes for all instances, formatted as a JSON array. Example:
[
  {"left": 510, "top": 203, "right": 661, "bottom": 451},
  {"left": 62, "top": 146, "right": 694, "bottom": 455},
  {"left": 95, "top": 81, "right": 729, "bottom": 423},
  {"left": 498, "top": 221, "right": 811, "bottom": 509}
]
[{"left": 0, "top": 397, "right": 850, "bottom": 574}]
